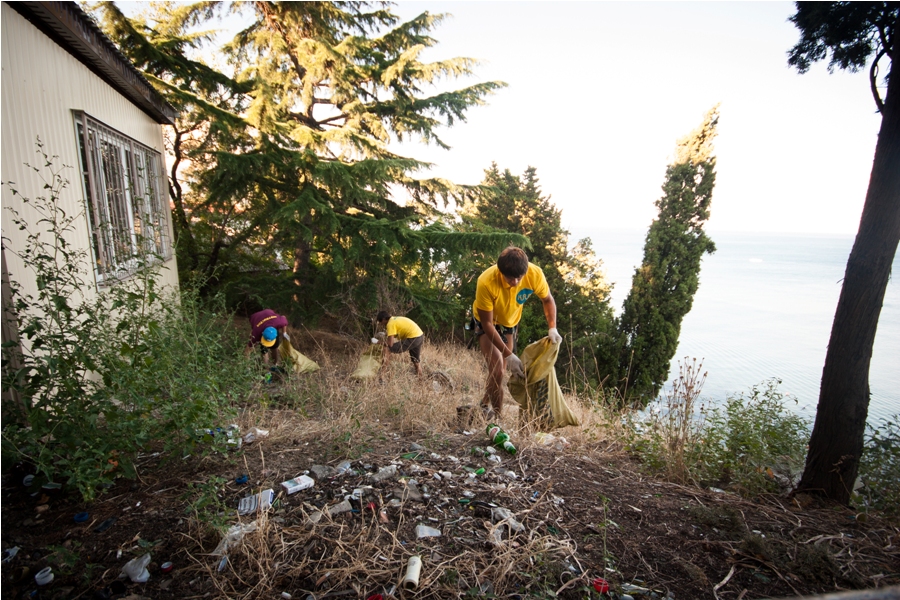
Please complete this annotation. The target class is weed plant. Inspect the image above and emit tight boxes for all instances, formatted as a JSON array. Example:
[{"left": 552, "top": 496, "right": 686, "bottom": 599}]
[
  {"left": 856, "top": 414, "right": 900, "bottom": 516},
  {"left": 1, "top": 143, "right": 254, "bottom": 500},
  {"left": 627, "top": 360, "right": 810, "bottom": 496}
]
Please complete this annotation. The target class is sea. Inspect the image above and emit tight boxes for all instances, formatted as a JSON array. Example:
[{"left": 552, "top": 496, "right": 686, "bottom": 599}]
[{"left": 572, "top": 228, "right": 899, "bottom": 428}]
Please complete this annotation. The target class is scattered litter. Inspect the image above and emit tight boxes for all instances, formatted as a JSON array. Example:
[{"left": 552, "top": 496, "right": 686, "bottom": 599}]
[
  {"left": 708, "top": 487, "right": 726, "bottom": 494},
  {"left": 401, "top": 556, "right": 422, "bottom": 590},
  {"left": 94, "top": 517, "right": 117, "bottom": 533},
  {"left": 217, "top": 556, "right": 228, "bottom": 572},
  {"left": 329, "top": 500, "right": 353, "bottom": 516},
  {"left": 235, "top": 475, "right": 249, "bottom": 485},
  {"left": 310, "top": 464, "right": 337, "bottom": 480},
  {"left": 491, "top": 507, "right": 525, "bottom": 532},
  {"left": 160, "top": 561, "right": 173, "bottom": 573},
  {"left": 121, "top": 553, "right": 151, "bottom": 583},
  {"left": 74, "top": 511, "right": 89, "bottom": 523},
  {"left": 238, "top": 489, "right": 274, "bottom": 515},
  {"left": 2, "top": 547, "right": 20, "bottom": 563},
  {"left": 212, "top": 521, "right": 258, "bottom": 556},
  {"left": 335, "top": 460, "right": 353, "bottom": 476},
  {"left": 415, "top": 524, "right": 441, "bottom": 538},
  {"left": 34, "top": 566, "right": 54, "bottom": 586},
  {"left": 592, "top": 577, "right": 610, "bottom": 593},
  {"left": 281, "top": 475, "right": 315, "bottom": 495},
  {"left": 242, "top": 427, "right": 269, "bottom": 444},
  {"left": 368, "top": 465, "right": 398, "bottom": 483}
]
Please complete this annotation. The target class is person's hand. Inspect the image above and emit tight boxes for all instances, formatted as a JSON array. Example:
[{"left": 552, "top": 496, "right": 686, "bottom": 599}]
[
  {"left": 548, "top": 327, "right": 562, "bottom": 344},
  {"left": 505, "top": 353, "right": 525, "bottom": 378}
]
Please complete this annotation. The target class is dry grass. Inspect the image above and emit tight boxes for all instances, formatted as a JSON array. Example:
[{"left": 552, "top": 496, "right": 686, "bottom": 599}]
[{"left": 181, "top": 337, "right": 632, "bottom": 599}]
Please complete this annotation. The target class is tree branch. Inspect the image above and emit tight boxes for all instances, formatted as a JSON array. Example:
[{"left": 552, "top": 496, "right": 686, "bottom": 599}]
[{"left": 869, "top": 48, "right": 886, "bottom": 113}]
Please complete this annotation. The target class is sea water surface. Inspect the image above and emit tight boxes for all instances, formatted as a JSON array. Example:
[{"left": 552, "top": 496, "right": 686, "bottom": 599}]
[{"left": 572, "top": 228, "right": 899, "bottom": 427}]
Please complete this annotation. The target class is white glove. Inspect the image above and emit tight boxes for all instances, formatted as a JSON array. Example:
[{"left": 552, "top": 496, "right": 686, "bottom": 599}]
[
  {"left": 548, "top": 327, "right": 562, "bottom": 344},
  {"left": 505, "top": 354, "right": 525, "bottom": 378}
]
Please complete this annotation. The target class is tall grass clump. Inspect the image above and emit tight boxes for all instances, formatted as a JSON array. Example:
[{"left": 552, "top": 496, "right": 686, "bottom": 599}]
[
  {"left": 625, "top": 358, "right": 709, "bottom": 483},
  {"left": 856, "top": 415, "right": 900, "bottom": 516},
  {"left": 1, "top": 143, "right": 254, "bottom": 500},
  {"left": 627, "top": 358, "right": 810, "bottom": 497}
]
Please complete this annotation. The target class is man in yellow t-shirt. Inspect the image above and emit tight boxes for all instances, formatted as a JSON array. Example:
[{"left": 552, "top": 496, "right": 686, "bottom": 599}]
[
  {"left": 473, "top": 247, "right": 562, "bottom": 416},
  {"left": 376, "top": 310, "right": 425, "bottom": 376}
]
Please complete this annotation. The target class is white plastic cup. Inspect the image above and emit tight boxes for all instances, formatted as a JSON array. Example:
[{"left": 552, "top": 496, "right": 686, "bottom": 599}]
[
  {"left": 35, "top": 566, "right": 54, "bottom": 586},
  {"left": 401, "top": 555, "right": 422, "bottom": 590}
]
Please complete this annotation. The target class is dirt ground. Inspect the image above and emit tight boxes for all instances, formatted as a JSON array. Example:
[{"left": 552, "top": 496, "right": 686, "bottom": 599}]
[{"left": 2, "top": 330, "right": 899, "bottom": 600}]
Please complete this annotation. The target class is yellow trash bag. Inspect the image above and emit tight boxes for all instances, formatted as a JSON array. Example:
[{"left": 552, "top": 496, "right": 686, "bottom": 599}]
[
  {"left": 350, "top": 342, "right": 383, "bottom": 379},
  {"left": 507, "top": 337, "right": 579, "bottom": 429},
  {"left": 281, "top": 338, "right": 320, "bottom": 374}
]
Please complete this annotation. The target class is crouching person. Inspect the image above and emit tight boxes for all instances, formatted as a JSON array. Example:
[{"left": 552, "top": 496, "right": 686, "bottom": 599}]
[
  {"left": 376, "top": 310, "right": 424, "bottom": 377},
  {"left": 246, "top": 309, "right": 289, "bottom": 367}
]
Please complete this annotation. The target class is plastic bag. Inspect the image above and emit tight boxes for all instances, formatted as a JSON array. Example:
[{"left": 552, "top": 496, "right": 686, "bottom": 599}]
[
  {"left": 350, "top": 342, "right": 383, "bottom": 379},
  {"left": 507, "top": 337, "right": 579, "bottom": 429},
  {"left": 122, "top": 553, "right": 151, "bottom": 583},
  {"left": 281, "top": 338, "right": 319, "bottom": 374}
]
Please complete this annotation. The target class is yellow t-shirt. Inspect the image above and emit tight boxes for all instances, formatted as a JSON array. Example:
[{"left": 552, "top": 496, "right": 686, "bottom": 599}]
[
  {"left": 386, "top": 316, "right": 423, "bottom": 340},
  {"left": 473, "top": 264, "right": 550, "bottom": 328}
]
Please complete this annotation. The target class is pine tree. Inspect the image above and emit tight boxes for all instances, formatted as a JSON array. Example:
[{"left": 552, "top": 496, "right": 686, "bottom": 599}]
[
  {"left": 614, "top": 107, "right": 718, "bottom": 406},
  {"left": 788, "top": 2, "right": 900, "bottom": 505},
  {"left": 94, "top": 2, "right": 516, "bottom": 326}
]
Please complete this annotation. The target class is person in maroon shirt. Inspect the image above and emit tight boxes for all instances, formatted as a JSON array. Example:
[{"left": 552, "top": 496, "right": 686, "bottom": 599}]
[{"left": 246, "top": 309, "right": 288, "bottom": 366}]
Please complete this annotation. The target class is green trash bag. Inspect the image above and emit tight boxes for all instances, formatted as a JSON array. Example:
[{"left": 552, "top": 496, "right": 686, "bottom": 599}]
[{"left": 507, "top": 337, "right": 579, "bottom": 429}]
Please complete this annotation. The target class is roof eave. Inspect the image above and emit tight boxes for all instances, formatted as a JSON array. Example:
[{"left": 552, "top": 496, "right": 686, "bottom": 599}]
[{"left": 7, "top": 1, "right": 177, "bottom": 125}]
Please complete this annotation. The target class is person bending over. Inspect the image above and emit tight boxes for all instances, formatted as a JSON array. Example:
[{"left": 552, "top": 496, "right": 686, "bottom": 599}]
[
  {"left": 376, "top": 310, "right": 425, "bottom": 377},
  {"left": 246, "top": 309, "right": 288, "bottom": 367},
  {"left": 472, "top": 247, "right": 562, "bottom": 417}
]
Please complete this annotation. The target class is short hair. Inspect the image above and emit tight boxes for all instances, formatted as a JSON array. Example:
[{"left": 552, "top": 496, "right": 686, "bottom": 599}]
[
  {"left": 497, "top": 247, "right": 529, "bottom": 278},
  {"left": 376, "top": 310, "right": 391, "bottom": 323}
]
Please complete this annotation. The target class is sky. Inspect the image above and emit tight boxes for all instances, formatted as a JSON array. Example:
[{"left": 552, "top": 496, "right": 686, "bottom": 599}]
[
  {"left": 119, "top": 1, "right": 885, "bottom": 236},
  {"left": 384, "top": 2, "right": 884, "bottom": 236}
]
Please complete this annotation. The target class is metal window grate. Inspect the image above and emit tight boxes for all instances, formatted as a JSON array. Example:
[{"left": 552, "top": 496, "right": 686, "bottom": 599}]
[{"left": 74, "top": 112, "right": 171, "bottom": 283}]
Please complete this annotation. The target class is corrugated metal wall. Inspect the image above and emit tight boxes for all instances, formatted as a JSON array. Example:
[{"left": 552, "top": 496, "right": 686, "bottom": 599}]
[{"left": 1, "top": 3, "right": 180, "bottom": 304}]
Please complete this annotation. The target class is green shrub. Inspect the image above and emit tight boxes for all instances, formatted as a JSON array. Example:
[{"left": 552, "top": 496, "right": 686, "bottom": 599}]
[
  {"left": 627, "top": 375, "right": 810, "bottom": 497},
  {"left": 856, "top": 414, "right": 900, "bottom": 516},
  {"left": 1, "top": 143, "right": 254, "bottom": 500},
  {"left": 697, "top": 379, "right": 810, "bottom": 495}
]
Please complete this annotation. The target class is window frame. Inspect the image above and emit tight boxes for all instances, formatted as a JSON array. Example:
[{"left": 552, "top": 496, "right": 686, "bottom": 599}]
[{"left": 73, "top": 111, "right": 171, "bottom": 285}]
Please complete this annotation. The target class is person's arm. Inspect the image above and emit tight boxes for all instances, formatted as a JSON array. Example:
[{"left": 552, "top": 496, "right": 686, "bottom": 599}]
[
  {"left": 541, "top": 291, "right": 557, "bottom": 329},
  {"left": 477, "top": 308, "right": 511, "bottom": 357},
  {"left": 541, "top": 291, "right": 563, "bottom": 344},
  {"left": 383, "top": 335, "right": 396, "bottom": 365}
]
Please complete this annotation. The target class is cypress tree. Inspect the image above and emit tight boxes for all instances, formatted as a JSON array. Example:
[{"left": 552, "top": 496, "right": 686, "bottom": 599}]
[{"left": 615, "top": 107, "right": 719, "bottom": 405}]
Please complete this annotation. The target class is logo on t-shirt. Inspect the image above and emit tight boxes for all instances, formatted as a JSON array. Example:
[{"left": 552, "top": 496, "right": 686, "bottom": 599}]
[{"left": 516, "top": 289, "right": 534, "bottom": 304}]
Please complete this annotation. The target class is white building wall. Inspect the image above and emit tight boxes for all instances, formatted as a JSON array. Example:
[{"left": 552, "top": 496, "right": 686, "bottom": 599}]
[{"left": 1, "top": 3, "right": 180, "bottom": 303}]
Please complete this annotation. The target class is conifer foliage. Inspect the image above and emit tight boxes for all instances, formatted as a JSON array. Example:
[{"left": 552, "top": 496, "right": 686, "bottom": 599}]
[
  {"left": 94, "top": 1, "right": 509, "bottom": 324},
  {"left": 614, "top": 107, "right": 719, "bottom": 405}
]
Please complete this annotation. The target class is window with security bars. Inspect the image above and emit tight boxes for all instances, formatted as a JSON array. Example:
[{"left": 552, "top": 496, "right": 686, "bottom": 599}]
[{"left": 74, "top": 112, "right": 171, "bottom": 283}]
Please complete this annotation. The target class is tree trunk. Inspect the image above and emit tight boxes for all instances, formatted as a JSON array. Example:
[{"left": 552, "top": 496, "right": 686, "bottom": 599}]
[{"left": 796, "top": 56, "right": 900, "bottom": 504}]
